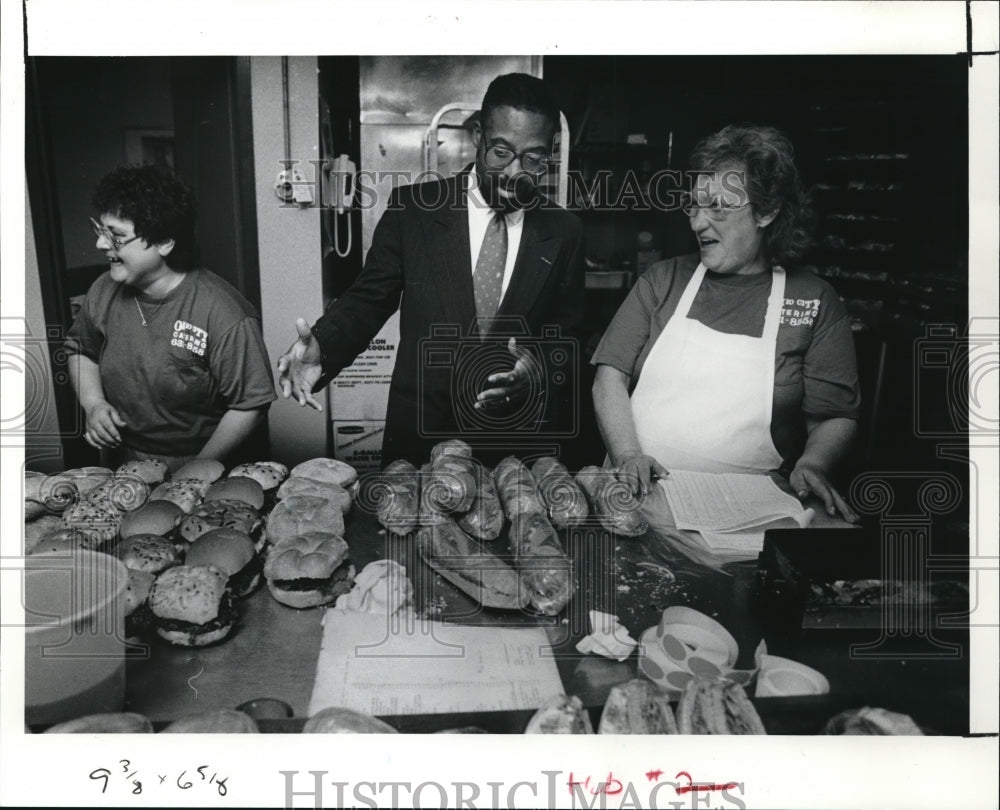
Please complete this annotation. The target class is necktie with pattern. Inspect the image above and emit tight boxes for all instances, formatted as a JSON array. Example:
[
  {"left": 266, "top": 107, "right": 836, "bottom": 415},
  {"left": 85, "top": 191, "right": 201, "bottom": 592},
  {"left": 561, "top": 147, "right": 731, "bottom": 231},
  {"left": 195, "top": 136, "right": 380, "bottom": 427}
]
[{"left": 472, "top": 211, "right": 508, "bottom": 335}]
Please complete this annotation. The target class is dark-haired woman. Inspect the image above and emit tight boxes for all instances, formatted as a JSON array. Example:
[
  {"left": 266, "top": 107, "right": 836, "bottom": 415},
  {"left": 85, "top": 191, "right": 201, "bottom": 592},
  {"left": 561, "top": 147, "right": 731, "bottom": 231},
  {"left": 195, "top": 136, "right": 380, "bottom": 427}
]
[
  {"left": 592, "top": 125, "right": 860, "bottom": 520},
  {"left": 65, "top": 165, "right": 276, "bottom": 473}
]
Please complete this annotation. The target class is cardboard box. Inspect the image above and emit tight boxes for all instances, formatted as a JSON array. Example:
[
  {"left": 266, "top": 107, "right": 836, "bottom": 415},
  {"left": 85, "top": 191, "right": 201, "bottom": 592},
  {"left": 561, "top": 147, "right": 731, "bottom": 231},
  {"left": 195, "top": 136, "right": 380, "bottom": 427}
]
[
  {"left": 327, "top": 310, "right": 400, "bottom": 420},
  {"left": 332, "top": 420, "right": 386, "bottom": 475}
]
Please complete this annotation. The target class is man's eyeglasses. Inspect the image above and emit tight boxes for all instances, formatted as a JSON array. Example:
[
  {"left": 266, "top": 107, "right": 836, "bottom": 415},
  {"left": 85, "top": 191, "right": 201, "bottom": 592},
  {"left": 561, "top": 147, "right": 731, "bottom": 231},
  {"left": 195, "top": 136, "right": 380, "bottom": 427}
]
[
  {"left": 90, "top": 217, "right": 143, "bottom": 251},
  {"left": 680, "top": 193, "right": 751, "bottom": 220},
  {"left": 483, "top": 144, "right": 552, "bottom": 174}
]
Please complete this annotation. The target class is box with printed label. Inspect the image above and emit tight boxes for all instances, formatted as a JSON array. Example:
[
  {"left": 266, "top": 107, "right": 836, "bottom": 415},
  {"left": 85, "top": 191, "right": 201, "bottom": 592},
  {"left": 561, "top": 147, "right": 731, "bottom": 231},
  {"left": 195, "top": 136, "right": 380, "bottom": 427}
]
[
  {"left": 327, "top": 311, "right": 399, "bottom": 420},
  {"left": 332, "top": 420, "right": 385, "bottom": 475}
]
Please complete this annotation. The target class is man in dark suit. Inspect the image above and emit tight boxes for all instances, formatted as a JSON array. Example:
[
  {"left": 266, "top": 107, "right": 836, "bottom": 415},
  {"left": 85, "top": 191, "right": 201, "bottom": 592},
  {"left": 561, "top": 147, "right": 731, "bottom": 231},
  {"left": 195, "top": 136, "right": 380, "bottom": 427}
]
[{"left": 277, "top": 73, "right": 584, "bottom": 466}]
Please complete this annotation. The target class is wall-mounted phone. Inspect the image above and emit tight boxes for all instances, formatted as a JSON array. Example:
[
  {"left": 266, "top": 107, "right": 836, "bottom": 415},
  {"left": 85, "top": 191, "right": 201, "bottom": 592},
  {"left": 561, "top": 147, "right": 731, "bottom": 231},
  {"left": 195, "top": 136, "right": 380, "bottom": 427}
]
[{"left": 323, "top": 154, "right": 356, "bottom": 258}]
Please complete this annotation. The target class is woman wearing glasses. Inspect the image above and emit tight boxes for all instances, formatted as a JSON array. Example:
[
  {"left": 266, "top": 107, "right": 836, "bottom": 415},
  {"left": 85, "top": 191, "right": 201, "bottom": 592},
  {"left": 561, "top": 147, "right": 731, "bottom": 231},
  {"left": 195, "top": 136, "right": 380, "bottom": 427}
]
[
  {"left": 64, "top": 165, "right": 276, "bottom": 473},
  {"left": 592, "top": 124, "right": 860, "bottom": 521}
]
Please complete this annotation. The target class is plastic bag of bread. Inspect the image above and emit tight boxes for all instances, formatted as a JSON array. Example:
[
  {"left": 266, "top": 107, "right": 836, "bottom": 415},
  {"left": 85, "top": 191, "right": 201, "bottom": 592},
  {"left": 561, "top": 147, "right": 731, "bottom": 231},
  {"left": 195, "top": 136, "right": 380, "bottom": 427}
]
[
  {"left": 417, "top": 520, "right": 527, "bottom": 609},
  {"left": 457, "top": 464, "right": 503, "bottom": 541},
  {"left": 531, "top": 457, "right": 589, "bottom": 528},
  {"left": 303, "top": 707, "right": 397, "bottom": 733},
  {"left": 575, "top": 466, "right": 648, "bottom": 537},
  {"left": 823, "top": 706, "right": 924, "bottom": 735},
  {"left": 277, "top": 476, "right": 352, "bottom": 514},
  {"left": 265, "top": 495, "right": 345, "bottom": 546},
  {"left": 524, "top": 694, "right": 593, "bottom": 734},
  {"left": 161, "top": 709, "right": 259, "bottom": 733},
  {"left": 494, "top": 456, "right": 545, "bottom": 519},
  {"left": 675, "top": 678, "right": 767, "bottom": 735},
  {"left": 429, "top": 438, "right": 473, "bottom": 464},
  {"left": 25, "top": 471, "right": 78, "bottom": 518},
  {"left": 598, "top": 679, "right": 677, "bottom": 734},
  {"left": 425, "top": 446, "right": 477, "bottom": 514},
  {"left": 508, "top": 512, "right": 575, "bottom": 615},
  {"left": 418, "top": 464, "right": 448, "bottom": 527},
  {"left": 373, "top": 459, "right": 420, "bottom": 536},
  {"left": 43, "top": 712, "right": 154, "bottom": 734}
]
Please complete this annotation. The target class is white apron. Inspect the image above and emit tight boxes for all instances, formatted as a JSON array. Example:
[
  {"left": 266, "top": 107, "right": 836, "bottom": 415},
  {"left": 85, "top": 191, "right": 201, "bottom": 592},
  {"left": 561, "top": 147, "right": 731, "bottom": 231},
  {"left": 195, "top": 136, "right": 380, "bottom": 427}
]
[{"left": 630, "top": 262, "right": 785, "bottom": 474}]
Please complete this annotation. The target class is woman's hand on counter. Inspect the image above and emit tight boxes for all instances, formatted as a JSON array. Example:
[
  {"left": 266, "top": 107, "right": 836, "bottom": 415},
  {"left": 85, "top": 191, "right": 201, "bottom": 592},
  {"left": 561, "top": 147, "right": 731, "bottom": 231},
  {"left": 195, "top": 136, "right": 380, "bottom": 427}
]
[
  {"left": 83, "top": 399, "right": 126, "bottom": 448},
  {"left": 790, "top": 462, "right": 859, "bottom": 523},
  {"left": 614, "top": 452, "right": 668, "bottom": 497}
]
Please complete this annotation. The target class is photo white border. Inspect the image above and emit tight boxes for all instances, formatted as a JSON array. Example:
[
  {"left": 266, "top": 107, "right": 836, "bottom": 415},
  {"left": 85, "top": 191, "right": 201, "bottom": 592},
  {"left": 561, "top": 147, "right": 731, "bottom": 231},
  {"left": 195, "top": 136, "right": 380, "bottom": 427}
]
[{"left": 3, "top": 2, "right": 997, "bottom": 808}]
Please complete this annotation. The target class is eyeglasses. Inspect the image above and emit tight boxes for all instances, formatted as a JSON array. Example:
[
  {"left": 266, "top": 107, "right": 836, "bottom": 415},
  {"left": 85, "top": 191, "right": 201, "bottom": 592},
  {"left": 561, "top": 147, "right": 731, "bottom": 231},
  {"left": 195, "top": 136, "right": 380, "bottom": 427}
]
[
  {"left": 680, "top": 193, "right": 751, "bottom": 220},
  {"left": 90, "top": 217, "right": 143, "bottom": 251},
  {"left": 482, "top": 144, "right": 552, "bottom": 174}
]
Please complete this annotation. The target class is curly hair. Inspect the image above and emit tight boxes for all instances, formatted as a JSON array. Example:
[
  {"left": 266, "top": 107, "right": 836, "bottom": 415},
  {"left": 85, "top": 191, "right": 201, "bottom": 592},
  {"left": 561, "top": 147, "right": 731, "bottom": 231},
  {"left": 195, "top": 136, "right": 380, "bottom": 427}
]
[
  {"left": 689, "top": 124, "right": 814, "bottom": 266},
  {"left": 481, "top": 73, "right": 560, "bottom": 134},
  {"left": 91, "top": 165, "right": 199, "bottom": 271}
]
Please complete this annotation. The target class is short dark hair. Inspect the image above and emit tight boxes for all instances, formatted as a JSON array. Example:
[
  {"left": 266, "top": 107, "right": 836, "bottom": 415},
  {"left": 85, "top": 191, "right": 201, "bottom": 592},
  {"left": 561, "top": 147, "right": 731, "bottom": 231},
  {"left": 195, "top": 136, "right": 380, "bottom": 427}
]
[
  {"left": 690, "top": 124, "right": 814, "bottom": 266},
  {"left": 480, "top": 73, "right": 560, "bottom": 134},
  {"left": 92, "top": 165, "right": 199, "bottom": 271}
]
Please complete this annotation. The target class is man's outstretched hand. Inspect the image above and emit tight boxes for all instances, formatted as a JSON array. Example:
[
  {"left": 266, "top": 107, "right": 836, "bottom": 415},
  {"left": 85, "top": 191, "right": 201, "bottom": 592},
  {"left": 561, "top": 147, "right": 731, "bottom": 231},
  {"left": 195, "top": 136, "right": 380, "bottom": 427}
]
[
  {"left": 277, "top": 317, "right": 324, "bottom": 411},
  {"left": 475, "top": 337, "right": 542, "bottom": 411}
]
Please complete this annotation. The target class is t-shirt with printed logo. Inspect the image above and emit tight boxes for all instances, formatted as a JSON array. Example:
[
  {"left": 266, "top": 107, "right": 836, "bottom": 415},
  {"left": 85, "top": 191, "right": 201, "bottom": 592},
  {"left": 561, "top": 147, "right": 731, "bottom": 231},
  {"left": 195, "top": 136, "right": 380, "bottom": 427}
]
[
  {"left": 592, "top": 253, "right": 861, "bottom": 469},
  {"left": 65, "top": 269, "right": 277, "bottom": 456}
]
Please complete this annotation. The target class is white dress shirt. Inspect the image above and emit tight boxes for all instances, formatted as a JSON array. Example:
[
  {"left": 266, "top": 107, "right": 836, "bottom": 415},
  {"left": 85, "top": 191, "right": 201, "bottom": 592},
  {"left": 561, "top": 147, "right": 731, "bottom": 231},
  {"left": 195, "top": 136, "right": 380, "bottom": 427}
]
[{"left": 466, "top": 172, "right": 524, "bottom": 304}]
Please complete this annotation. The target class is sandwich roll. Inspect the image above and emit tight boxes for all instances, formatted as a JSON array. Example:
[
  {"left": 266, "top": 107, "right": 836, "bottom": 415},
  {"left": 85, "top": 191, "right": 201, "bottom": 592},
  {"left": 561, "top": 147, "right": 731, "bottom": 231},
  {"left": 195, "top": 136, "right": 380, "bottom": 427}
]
[
  {"left": 150, "top": 477, "right": 210, "bottom": 513},
  {"left": 524, "top": 695, "right": 593, "bottom": 734},
  {"left": 416, "top": 521, "right": 527, "bottom": 610},
  {"left": 675, "top": 678, "right": 767, "bottom": 735},
  {"left": 531, "top": 457, "right": 589, "bottom": 528},
  {"left": 494, "top": 456, "right": 545, "bottom": 519},
  {"left": 116, "top": 459, "right": 169, "bottom": 486},
  {"left": 43, "top": 712, "right": 154, "bottom": 734},
  {"left": 277, "top": 476, "right": 352, "bottom": 514},
  {"left": 149, "top": 565, "right": 237, "bottom": 646},
  {"left": 115, "top": 534, "right": 181, "bottom": 574},
  {"left": 172, "top": 458, "right": 225, "bottom": 485},
  {"left": 185, "top": 528, "right": 262, "bottom": 598},
  {"left": 161, "top": 709, "right": 260, "bottom": 733},
  {"left": 598, "top": 679, "right": 677, "bottom": 734},
  {"left": 228, "top": 461, "right": 288, "bottom": 492},
  {"left": 303, "top": 707, "right": 397, "bottom": 734},
  {"left": 119, "top": 500, "right": 184, "bottom": 539},
  {"left": 265, "top": 495, "right": 345, "bottom": 547},
  {"left": 205, "top": 476, "right": 265, "bottom": 510},
  {"left": 373, "top": 460, "right": 420, "bottom": 536},
  {"left": 508, "top": 512, "right": 575, "bottom": 616},
  {"left": 576, "top": 466, "right": 648, "bottom": 537},
  {"left": 178, "top": 499, "right": 262, "bottom": 547},
  {"left": 263, "top": 532, "right": 355, "bottom": 609},
  {"left": 290, "top": 458, "right": 358, "bottom": 491}
]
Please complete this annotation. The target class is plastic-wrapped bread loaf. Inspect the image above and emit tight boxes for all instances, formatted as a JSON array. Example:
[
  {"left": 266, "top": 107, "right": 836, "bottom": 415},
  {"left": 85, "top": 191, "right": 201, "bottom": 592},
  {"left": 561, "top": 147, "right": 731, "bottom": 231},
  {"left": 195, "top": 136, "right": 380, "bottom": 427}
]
[
  {"left": 575, "top": 466, "right": 648, "bottom": 537},
  {"left": 375, "top": 459, "right": 420, "bottom": 537},
  {"left": 429, "top": 438, "right": 473, "bottom": 465},
  {"left": 425, "top": 443, "right": 477, "bottom": 514},
  {"left": 508, "top": 512, "right": 575, "bottom": 615},
  {"left": 416, "top": 519, "right": 527, "bottom": 609},
  {"left": 418, "top": 464, "right": 449, "bottom": 527},
  {"left": 531, "top": 456, "right": 589, "bottom": 528},
  {"left": 457, "top": 464, "right": 503, "bottom": 541},
  {"left": 493, "top": 456, "right": 545, "bottom": 519}
]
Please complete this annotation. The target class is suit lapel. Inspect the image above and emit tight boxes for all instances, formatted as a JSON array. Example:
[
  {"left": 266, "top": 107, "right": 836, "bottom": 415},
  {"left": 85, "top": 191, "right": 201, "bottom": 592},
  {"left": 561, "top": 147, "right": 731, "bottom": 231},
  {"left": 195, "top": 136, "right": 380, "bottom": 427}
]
[
  {"left": 427, "top": 173, "right": 476, "bottom": 333},
  {"left": 497, "top": 210, "right": 559, "bottom": 321}
]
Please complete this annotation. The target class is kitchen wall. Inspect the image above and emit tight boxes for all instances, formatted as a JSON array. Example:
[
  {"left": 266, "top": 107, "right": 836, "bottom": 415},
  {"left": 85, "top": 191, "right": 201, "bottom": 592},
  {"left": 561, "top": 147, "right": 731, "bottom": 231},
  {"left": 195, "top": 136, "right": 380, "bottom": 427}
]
[{"left": 36, "top": 57, "right": 174, "bottom": 273}]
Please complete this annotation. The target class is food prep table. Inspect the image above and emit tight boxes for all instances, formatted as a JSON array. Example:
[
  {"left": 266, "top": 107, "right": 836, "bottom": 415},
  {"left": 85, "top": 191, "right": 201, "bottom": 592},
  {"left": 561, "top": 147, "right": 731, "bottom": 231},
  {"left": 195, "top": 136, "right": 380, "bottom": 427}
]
[{"left": 123, "top": 493, "right": 969, "bottom": 734}]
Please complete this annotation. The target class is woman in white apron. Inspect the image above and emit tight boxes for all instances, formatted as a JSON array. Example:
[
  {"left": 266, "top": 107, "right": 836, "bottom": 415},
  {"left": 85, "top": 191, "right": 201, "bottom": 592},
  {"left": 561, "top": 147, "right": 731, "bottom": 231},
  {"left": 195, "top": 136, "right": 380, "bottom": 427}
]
[{"left": 592, "top": 125, "right": 860, "bottom": 521}]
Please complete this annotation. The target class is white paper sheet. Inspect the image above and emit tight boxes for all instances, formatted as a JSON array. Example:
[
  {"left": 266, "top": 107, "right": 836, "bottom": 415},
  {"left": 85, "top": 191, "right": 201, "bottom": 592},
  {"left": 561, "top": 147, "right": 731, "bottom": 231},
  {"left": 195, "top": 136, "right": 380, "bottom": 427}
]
[
  {"left": 308, "top": 610, "right": 565, "bottom": 717},
  {"left": 660, "top": 471, "right": 813, "bottom": 531}
]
